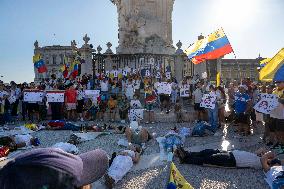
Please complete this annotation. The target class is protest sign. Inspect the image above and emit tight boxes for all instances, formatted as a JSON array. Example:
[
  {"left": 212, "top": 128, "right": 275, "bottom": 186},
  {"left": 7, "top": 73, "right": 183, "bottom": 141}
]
[
  {"left": 23, "top": 90, "right": 44, "bottom": 102},
  {"left": 46, "top": 91, "right": 65, "bottom": 102},
  {"left": 200, "top": 93, "right": 217, "bottom": 109},
  {"left": 129, "top": 109, "right": 144, "bottom": 121},
  {"left": 254, "top": 93, "right": 279, "bottom": 114},
  {"left": 84, "top": 90, "right": 100, "bottom": 99},
  {"left": 8, "top": 95, "right": 16, "bottom": 104},
  {"left": 180, "top": 86, "right": 190, "bottom": 97},
  {"left": 166, "top": 72, "right": 171, "bottom": 79},
  {"left": 156, "top": 82, "right": 171, "bottom": 95}
]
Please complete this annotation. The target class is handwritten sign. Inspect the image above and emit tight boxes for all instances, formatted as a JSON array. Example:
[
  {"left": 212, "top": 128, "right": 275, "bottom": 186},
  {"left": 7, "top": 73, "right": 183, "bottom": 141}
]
[
  {"left": 84, "top": 90, "right": 100, "bottom": 99},
  {"left": 200, "top": 93, "right": 217, "bottom": 109},
  {"left": 129, "top": 109, "right": 144, "bottom": 121},
  {"left": 254, "top": 93, "right": 279, "bottom": 114},
  {"left": 157, "top": 82, "right": 172, "bottom": 95},
  {"left": 180, "top": 86, "right": 190, "bottom": 97},
  {"left": 23, "top": 90, "right": 44, "bottom": 102},
  {"left": 46, "top": 91, "right": 65, "bottom": 102}
]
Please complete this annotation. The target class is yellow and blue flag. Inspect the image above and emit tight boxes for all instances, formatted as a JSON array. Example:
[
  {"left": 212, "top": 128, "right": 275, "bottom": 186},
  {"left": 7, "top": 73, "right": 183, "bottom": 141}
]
[
  {"left": 259, "top": 48, "right": 284, "bottom": 82},
  {"left": 185, "top": 28, "right": 233, "bottom": 64},
  {"left": 167, "top": 162, "right": 194, "bottom": 189}
]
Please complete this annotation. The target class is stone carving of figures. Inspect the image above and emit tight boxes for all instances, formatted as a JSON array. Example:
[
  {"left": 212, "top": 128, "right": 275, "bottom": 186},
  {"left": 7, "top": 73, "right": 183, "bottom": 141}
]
[{"left": 34, "top": 40, "right": 39, "bottom": 48}]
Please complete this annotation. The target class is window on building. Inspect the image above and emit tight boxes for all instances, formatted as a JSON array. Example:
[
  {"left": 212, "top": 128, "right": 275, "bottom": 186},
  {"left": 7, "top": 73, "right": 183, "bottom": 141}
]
[
  {"left": 52, "top": 55, "right": 57, "bottom": 65},
  {"left": 46, "top": 57, "right": 49, "bottom": 65},
  {"left": 60, "top": 54, "right": 64, "bottom": 65}
]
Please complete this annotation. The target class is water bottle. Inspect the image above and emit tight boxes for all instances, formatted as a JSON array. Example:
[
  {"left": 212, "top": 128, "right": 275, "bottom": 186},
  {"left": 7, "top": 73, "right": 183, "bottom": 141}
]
[{"left": 167, "top": 147, "right": 173, "bottom": 162}]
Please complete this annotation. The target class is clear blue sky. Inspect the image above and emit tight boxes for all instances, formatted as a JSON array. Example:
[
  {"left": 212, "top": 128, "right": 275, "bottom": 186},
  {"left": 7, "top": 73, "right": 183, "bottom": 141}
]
[{"left": 0, "top": 0, "right": 283, "bottom": 83}]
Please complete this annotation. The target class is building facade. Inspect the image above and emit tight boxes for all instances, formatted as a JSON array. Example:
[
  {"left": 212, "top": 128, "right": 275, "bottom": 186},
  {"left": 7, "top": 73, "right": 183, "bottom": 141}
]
[
  {"left": 33, "top": 35, "right": 94, "bottom": 82},
  {"left": 220, "top": 57, "right": 263, "bottom": 82}
]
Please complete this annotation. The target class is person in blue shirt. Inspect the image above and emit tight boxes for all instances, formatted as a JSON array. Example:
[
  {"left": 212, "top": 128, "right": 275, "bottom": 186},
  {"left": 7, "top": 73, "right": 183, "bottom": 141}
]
[{"left": 234, "top": 85, "right": 252, "bottom": 136}]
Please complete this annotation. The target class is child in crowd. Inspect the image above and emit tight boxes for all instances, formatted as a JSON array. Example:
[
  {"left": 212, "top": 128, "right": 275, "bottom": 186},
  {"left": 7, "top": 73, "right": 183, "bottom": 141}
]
[
  {"left": 97, "top": 95, "right": 108, "bottom": 121},
  {"left": 144, "top": 85, "right": 156, "bottom": 124},
  {"left": 76, "top": 85, "right": 85, "bottom": 121},
  {"left": 108, "top": 95, "right": 118, "bottom": 122},
  {"left": 118, "top": 95, "right": 130, "bottom": 123},
  {"left": 65, "top": 84, "right": 77, "bottom": 120}
]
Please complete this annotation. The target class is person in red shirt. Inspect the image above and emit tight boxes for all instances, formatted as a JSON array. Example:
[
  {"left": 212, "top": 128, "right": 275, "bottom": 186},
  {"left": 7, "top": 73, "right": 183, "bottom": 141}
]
[{"left": 65, "top": 84, "right": 77, "bottom": 120}]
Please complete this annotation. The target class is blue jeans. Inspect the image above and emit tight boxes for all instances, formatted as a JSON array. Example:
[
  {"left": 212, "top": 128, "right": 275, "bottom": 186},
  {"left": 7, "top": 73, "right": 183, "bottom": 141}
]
[{"left": 208, "top": 105, "right": 218, "bottom": 132}]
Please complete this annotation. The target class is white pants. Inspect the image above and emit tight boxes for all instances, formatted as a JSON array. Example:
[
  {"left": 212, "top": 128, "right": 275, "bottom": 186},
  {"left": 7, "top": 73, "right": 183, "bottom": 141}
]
[{"left": 108, "top": 155, "right": 133, "bottom": 183}]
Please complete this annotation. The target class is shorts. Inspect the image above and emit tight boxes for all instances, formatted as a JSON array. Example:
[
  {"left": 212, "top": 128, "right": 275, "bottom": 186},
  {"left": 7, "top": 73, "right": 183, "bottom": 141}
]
[
  {"left": 235, "top": 113, "right": 250, "bottom": 124},
  {"left": 66, "top": 103, "right": 76, "bottom": 111},
  {"left": 76, "top": 100, "right": 84, "bottom": 113},
  {"left": 131, "top": 130, "right": 142, "bottom": 145},
  {"left": 28, "top": 103, "right": 39, "bottom": 112},
  {"left": 194, "top": 103, "right": 204, "bottom": 111},
  {"left": 145, "top": 103, "right": 154, "bottom": 111}
]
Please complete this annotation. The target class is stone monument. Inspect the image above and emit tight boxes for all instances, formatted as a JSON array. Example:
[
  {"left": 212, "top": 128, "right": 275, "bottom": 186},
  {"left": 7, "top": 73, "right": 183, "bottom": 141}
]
[{"left": 111, "top": 0, "right": 176, "bottom": 54}]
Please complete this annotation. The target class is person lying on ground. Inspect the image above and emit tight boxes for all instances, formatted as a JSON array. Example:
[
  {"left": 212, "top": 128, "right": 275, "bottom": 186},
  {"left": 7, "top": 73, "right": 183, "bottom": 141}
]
[
  {"left": 175, "top": 147, "right": 273, "bottom": 169},
  {"left": 104, "top": 146, "right": 142, "bottom": 189},
  {"left": 0, "top": 134, "right": 40, "bottom": 151},
  {"left": 261, "top": 150, "right": 284, "bottom": 189},
  {"left": 0, "top": 148, "right": 108, "bottom": 189},
  {"left": 125, "top": 121, "right": 152, "bottom": 148}
]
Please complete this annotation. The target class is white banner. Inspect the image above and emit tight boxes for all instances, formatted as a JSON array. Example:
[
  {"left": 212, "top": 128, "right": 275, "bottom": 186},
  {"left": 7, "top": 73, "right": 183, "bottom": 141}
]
[
  {"left": 254, "top": 93, "right": 279, "bottom": 114},
  {"left": 157, "top": 82, "right": 171, "bottom": 95},
  {"left": 84, "top": 90, "right": 100, "bottom": 99},
  {"left": 46, "top": 91, "right": 65, "bottom": 102},
  {"left": 23, "top": 91, "right": 44, "bottom": 102},
  {"left": 200, "top": 93, "right": 217, "bottom": 109},
  {"left": 129, "top": 109, "right": 144, "bottom": 121}
]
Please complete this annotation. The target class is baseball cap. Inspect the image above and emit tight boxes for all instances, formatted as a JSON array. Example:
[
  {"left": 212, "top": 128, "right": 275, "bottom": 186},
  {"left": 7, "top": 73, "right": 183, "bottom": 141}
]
[{"left": 0, "top": 148, "right": 108, "bottom": 189}]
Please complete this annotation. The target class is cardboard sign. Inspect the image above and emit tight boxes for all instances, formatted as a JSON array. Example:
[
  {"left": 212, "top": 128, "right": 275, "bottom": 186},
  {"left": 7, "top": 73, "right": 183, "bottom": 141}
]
[
  {"left": 23, "top": 91, "right": 44, "bottom": 102},
  {"left": 166, "top": 72, "right": 171, "bottom": 79},
  {"left": 180, "top": 86, "right": 190, "bottom": 97},
  {"left": 46, "top": 91, "right": 65, "bottom": 102},
  {"left": 130, "top": 99, "right": 142, "bottom": 109},
  {"left": 254, "top": 93, "right": 279, "bottom": 114},
  {"left": 84, "top": 90, "right": 100, "bottom": 99},
  {"left": 157, "top": 82, "right": 172, "bottom": 95},
  {"left": 129, "top": 109, "right": 144, "bottom": 121},
  {"left": 200, "top": 93, "right": 217, "bottom": 109}
]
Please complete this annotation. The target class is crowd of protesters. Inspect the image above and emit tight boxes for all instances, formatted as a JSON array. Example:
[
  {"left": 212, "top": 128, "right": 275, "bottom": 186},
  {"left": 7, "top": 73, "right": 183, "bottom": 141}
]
[{"left": 0, "top": 68, "right": 283, "bottom": 146}]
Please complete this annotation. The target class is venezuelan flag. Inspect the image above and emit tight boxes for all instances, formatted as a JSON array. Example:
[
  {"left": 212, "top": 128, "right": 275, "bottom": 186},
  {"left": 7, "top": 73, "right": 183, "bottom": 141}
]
[
  {"left": 33, "top": 54, "right": 47, "bottom": 73},
  {"left": 186, "top": 29, "right": 233, "bottom": 64},
  {"left": 259, "top": 48, "right": 284, "bottom": 82}
]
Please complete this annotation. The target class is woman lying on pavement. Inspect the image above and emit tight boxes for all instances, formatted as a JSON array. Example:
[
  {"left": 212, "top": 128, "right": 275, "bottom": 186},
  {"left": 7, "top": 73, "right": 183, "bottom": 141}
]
[
  {"left": 104, "top": 145, "right": 142, "bottom": 189},
  {"left": 175, "top": 147, "right": 273, "bottom": 169}
]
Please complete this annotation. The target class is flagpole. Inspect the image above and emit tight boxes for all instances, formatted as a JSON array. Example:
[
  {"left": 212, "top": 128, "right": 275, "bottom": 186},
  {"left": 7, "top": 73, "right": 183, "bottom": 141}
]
[{"left": 220, "top": 27, "right": 241, "bottom": 80}]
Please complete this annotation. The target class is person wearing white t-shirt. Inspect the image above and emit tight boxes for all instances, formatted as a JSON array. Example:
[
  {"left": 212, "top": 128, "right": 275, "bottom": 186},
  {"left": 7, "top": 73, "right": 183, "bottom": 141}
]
[
  {"left": 192, "top": 82, "right": 204, "bottom": 120},
  {"left": 105, "top": 146, "right": 141, "bottom": 188},
  {"left": 125, "top": 79, "right": 135, "bottom": 100},
  {"left": 100, "top": 78, "right": 109, "bottom": 99},
  {"left": 0, "top": 84, "right": 9, "bottom": 118}
]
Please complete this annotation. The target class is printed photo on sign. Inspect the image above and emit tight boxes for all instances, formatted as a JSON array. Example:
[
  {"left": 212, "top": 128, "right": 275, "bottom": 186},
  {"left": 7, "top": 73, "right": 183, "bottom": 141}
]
[
  {"left": 254, "top": 93, "right": 279, "bottom": 114},
  {"left": 23, "top": 91, "right": 44, "bottom": 102},
  {"left": 129, "top": 109, "right": 144, "bottom": 121},
  {"left": 200, "top": 93, "right": 216, "bottom": 109},
  {"left": 46, "top": 91, "right": 65, "bottom": 102}
]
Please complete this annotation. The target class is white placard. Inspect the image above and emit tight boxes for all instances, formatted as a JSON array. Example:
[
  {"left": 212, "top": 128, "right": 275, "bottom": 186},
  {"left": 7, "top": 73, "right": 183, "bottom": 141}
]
[
  {"left": 156, "top": 72, "right": 161, "bottom": 79},
  {"left": 84, "top": 90, "right": 100, "bottom": 99},
  {"left": 23, "top": 91, "right": 44, "bottom": 102},
  {"left": 180, "top": 87, "right": 190, "bottom": 97},
  {"left": 8, "top": 95, "right": 16, "bottom": 104},
  {"left": 46, "top": 91, "right": 65, "bottom": 102},
  {"left": 254, "top": 93, "right": 279, "bottom": 114},
  {"left": 129, "top": 109, "right": 144, "bottom": 121},
  {"left": 149, "top": 58, "right": 155, "bottom": 65},
  {"left": 200, "top": 93, "right": 217, "bottom": 109},
  {"left": 130, "top": 99, "right": 142, "bottom": 109},
  {"left": 157, "top": 82, "right": 172, "bottom": 95}
]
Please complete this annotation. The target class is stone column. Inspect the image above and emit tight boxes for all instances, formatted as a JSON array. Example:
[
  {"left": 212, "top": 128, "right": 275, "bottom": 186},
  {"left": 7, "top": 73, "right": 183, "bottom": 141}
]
[
  {"left": 174, "top": 40, "right": 185, "bottom": 82},
  {"left": 80, "top": 34, "right": 95, "bottom": 76}
]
